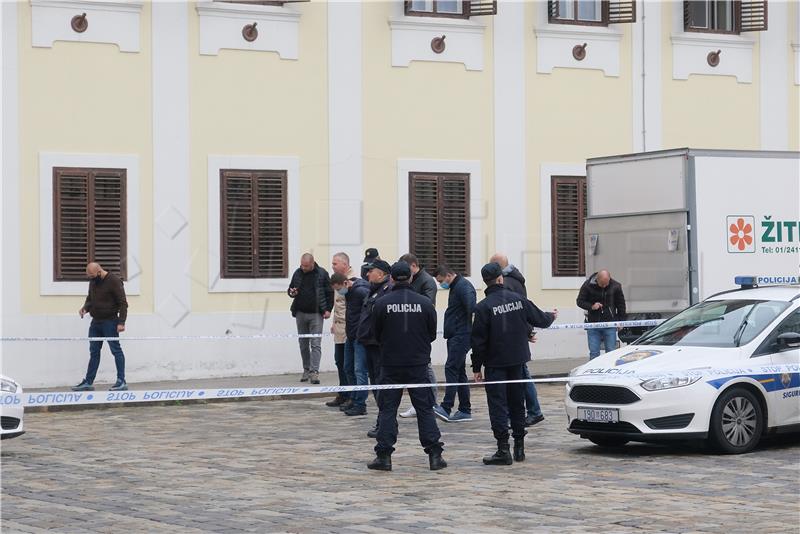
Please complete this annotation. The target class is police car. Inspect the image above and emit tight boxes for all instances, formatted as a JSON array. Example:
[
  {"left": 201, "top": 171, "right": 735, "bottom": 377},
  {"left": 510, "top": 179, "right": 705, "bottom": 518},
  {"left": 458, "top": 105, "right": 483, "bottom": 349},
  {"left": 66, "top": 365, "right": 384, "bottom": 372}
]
[
  {"left": 565, "top": 279, "right": 800, "bottom": 453},
  {"left": 0, "top": 375, "right": 25, "bottom": 440}
]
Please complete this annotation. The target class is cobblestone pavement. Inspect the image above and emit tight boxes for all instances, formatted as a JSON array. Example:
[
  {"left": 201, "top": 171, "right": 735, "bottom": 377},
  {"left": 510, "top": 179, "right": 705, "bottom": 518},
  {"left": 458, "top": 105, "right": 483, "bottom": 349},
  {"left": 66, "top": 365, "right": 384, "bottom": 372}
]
[{"left": 2, "top": 384, "right": 799, "bottom": 533}]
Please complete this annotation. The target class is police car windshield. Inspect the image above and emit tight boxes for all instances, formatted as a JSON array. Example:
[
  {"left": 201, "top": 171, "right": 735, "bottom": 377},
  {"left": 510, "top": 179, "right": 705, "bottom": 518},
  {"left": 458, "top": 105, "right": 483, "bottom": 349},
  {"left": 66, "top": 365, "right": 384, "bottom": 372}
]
[{"left": 637, "top": 300, "right": 789, "bottom": 348}]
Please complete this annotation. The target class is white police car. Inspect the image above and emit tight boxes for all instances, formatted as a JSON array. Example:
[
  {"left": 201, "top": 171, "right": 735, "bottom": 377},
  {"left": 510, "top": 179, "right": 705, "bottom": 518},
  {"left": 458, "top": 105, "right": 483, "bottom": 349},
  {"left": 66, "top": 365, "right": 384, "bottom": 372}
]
[
  {"left": 565, "top": 279, "right": 800, "bottom": 453},
  {"left": 0, "top": 375, "right": 25, "bottom": 440}
]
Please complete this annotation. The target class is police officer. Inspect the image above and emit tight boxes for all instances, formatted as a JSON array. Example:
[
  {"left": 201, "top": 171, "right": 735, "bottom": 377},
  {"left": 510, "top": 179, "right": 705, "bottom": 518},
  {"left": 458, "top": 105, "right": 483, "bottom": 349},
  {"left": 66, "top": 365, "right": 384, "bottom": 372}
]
[
  {"left": 367, "top": 261, "right": 446, "bottom": 472},
  {"left": 471, "top": 262, "right": 557, "bottom": 465}
]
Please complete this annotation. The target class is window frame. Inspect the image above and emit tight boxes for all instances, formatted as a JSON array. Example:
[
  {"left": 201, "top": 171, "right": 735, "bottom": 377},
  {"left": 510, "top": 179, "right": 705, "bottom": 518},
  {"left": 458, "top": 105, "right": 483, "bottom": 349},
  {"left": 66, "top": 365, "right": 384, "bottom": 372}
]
[
  {"left": 403, "top": 0, "right": 496, "bottom": 19},
  {"left": 52, "top": 167, "right": 128, "bottom": 282},
  {"left": 547, "top": 0, "right": 636, "bottom": 26},
  {"left": 408, "top": 172, "right": 471, "bottom": 277},
  {"left": 752, "top": 307, "right": 800, "bottom": 356},
  {"left": 220, "top": 169, "right": 288, "bottom": 280},
  {"left": 683, "top": 0, "right": 769, "bottom": 35},
  {"left": 548, "top": 0, "right": 608, "bottom": 26},
  {"left": 550, "top": 175, "right": 587, "bottom": 278}
]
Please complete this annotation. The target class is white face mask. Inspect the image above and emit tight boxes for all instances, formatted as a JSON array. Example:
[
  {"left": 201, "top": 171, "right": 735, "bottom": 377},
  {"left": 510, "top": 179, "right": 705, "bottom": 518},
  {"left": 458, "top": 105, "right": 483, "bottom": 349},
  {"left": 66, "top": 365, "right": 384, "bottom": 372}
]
[{"left": 501, "top": 265, "right": 513, "bottom": 275}]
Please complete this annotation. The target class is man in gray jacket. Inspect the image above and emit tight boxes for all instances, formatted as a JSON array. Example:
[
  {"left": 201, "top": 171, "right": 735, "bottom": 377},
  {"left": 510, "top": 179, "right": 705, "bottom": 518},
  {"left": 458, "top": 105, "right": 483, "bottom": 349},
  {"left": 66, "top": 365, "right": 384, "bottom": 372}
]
[{"left": 398, "top": 253, "right": 440, "bottom": 418}]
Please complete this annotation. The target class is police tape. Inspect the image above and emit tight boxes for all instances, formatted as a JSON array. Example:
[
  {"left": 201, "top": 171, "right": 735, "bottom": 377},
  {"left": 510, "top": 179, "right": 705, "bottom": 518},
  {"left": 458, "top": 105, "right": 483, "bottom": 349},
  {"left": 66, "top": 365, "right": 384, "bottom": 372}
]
[
  {"left": 0, "top": 319, "right": 664, "bottom": 343},
  {"left": 4, "top": 363, "right": 798, "bottom": 408}
]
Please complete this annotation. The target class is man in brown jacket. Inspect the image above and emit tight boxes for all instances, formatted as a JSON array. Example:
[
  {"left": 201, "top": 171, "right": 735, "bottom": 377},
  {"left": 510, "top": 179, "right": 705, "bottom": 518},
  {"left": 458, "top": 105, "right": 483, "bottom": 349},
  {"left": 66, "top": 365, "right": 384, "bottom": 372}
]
[{"left": 72, "top": 262, "right": 129, "bottom": 391}]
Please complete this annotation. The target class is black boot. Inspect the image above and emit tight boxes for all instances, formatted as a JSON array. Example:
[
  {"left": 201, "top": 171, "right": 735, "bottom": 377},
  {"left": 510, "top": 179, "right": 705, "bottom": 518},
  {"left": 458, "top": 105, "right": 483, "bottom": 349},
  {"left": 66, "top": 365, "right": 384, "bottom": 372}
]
[
  {"left": 513, "top": 438, "right": 525, "bottom": 462},
  {"left": 325, "top": 394, "right": 346, "bottom": 407},
  {"left": 367, "top": 424, "right": 379, "bottom": 438},
  {"left": 367, "top": 452, "right": 392, "bottom": 471},
  {"left": 483, "top": 440, "right": 513, "bottom": 465},
  {"left": 428, "top": 451, "right": 448, "bottom": 471}
]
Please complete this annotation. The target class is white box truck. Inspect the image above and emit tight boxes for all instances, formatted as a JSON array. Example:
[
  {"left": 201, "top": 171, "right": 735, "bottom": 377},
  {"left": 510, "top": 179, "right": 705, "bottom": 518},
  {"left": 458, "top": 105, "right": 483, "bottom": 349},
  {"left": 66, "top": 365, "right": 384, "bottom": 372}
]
[{"left": 584, "top": 148, "right": 800, "bottom": 342}]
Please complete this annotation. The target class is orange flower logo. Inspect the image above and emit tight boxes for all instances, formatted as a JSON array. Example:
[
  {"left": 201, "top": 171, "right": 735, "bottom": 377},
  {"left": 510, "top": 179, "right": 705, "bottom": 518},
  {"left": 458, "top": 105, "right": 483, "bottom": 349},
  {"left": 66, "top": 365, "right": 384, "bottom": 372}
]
[{"left": 728, "top": 216, "right": 754, "bottom": 252}]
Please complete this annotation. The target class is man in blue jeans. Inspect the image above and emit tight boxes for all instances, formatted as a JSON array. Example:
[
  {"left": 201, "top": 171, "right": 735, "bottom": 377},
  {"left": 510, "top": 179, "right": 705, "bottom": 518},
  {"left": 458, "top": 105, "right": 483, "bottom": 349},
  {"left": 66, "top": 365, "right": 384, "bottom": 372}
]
[
  {"left": 342, "top": 265, "right": 372, "bottom": 416},
  {"left": 577, "top": 270, "right": 627, "bottom": 360},
  {"left": 433, "top": 265, "right": 476, "bottom": 423},
  {"left": 72, "top": 262, "right": 129, "bottom": 392}
]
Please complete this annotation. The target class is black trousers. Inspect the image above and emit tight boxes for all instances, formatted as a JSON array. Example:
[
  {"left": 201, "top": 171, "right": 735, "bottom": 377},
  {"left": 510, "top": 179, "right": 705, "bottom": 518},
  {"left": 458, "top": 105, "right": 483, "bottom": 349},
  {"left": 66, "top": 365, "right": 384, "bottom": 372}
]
[
  {"left": 375, "top": 365, "right": 443, "bottom": 455},
  {"left": 365, "top": 345, "right": 382, "bottom": 402},
  {"left": 334, "top": 343, "right": 349, "bottom": 399},
  {"left": 484, "top": 364, "right": 527, "bottom": 442}
]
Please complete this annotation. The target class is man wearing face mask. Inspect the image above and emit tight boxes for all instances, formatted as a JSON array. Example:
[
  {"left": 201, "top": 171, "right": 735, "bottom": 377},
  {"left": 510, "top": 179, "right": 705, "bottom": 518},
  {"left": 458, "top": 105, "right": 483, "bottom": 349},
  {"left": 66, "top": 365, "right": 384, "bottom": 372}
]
[
  {"left": 433, "top": 264, "right": 476, "bottom": 423},
  {"left": 72, "top": 262, "right": 129, "bottom": 392},
  {"left": 489, "top": 253, "right": 545, "bottom": 427}
]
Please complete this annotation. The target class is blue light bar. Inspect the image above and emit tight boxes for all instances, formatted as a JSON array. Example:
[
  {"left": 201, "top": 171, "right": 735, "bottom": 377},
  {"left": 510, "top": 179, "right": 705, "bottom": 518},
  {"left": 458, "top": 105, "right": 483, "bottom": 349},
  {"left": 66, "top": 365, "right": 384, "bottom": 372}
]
[{"left": 734, "top": 276, "right": 757, "bottom": 288}]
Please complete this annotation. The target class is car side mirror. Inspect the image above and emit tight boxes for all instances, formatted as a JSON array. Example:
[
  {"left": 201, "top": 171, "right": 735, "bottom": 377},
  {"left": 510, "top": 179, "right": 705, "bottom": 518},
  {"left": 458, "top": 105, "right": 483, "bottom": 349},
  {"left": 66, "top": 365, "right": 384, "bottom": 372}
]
[{"left": 776, "top": 332, "right": 800, "bottom": 349}]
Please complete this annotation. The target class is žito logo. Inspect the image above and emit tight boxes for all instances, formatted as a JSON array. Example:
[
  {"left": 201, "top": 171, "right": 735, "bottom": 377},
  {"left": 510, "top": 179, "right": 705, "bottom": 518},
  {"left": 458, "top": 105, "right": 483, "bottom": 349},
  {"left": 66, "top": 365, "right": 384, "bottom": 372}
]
[{"left": 727, "top": 216, "right": 755, "bottom": 253}]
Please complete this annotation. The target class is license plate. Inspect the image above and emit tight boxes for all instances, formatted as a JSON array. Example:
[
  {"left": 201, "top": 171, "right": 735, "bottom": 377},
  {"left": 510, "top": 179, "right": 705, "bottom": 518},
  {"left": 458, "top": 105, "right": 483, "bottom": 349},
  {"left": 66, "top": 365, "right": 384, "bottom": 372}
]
[{"left": 577, "top": 407, "right": 619, "bottom": 423}]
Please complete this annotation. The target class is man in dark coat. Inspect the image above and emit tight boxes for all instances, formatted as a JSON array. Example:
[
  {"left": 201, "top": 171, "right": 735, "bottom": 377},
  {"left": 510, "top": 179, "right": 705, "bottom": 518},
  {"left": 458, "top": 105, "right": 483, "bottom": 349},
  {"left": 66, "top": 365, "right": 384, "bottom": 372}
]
[
  {"left": 490, "top": 253, "right": 545, "bottom": 427},
  {"left": 576, "top": 270, "right": 626, "bottom": 360},
  {"left": 287, "top": 253, "right": 334, "bottom": 384},
  {"left": 471, "top": 263, "right": 556, "bottom": 465},
  {"left": 367, "top": 261, "right": 446, "bottom": 472}
]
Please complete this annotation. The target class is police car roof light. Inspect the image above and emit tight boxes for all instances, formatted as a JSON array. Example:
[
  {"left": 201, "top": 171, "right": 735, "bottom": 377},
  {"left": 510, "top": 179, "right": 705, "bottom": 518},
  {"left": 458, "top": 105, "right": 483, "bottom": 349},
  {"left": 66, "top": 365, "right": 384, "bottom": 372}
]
[{"left": 734, "top": 276, "right": 757, "bottom": 289}]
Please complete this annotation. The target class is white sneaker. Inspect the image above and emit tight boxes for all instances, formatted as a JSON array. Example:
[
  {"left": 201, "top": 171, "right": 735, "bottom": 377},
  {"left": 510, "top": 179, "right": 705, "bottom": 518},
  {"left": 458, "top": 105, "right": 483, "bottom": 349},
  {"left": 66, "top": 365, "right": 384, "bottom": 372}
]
[{"left": 399, "top": 406, "right": 417, "bottom": 418}]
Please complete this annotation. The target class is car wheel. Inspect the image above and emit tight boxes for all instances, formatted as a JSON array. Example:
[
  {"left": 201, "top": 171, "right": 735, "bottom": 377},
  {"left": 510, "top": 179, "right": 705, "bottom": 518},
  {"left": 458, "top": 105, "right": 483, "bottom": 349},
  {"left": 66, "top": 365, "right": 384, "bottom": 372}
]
[
  {"left": 588, "top": 436, "right": 629, "bottom": 448},
  {"left": 709, "top": 387, "right": 764, "bottom": 454}
]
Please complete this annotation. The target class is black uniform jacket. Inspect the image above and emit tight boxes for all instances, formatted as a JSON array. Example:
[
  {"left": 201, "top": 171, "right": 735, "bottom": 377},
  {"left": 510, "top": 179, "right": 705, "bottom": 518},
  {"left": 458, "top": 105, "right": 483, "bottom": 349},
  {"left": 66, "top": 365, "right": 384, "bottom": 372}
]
[
  {"left": 374, "top": 285, "right": 437, "bottom": 367},
  {"left": 470, "top": 284, "right": 555, "bottom": 372},
  {"left": 356, "top": 278, "right": 392, "bottom": 346}
]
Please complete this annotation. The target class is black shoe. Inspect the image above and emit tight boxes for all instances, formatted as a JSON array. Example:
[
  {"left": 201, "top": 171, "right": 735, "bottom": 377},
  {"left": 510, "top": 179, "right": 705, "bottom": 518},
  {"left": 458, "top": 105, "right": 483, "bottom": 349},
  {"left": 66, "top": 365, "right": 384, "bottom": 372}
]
[
  {"left": 483, "top": 442, "right": 513, "bottom": 465},
  {"left": 429, "top": 451, "right": 448, "bottom": 471},
  {"left": 367, "top": 425, "right": 379, "bottom": 438},
  {"left": 525, "top": 414, "right": 545, "bottom": 427},
  {"left": 109, "top": 380, "right": 128, "bottom": 391},
  {"left": 513, "top": 439, "right": 525, "bottom": 462},
  {"left": 367, "top": 453, "right": 392, "bottom": 471},
  {"left": 339, "top": 400, "right": 354, "bottom": 412},
  {"left": 344, "top": 405, "right": 367, "bottom": 416},
  {"left": 71, "top": 379, "right": 94, "bottom": 391},
  {"left": 326, "top": 395, "right": 346, "bottom": 407}
]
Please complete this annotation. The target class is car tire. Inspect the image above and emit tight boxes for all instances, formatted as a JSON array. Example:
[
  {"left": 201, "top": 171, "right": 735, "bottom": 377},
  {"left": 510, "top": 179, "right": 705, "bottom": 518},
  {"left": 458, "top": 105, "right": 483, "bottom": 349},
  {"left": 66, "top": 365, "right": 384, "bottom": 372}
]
[
  {"left": 588, "top": 436, "right": 629, "bottom": 448},
  {"left": 708, "top": 387, "right": 764, "bottom": 454}
]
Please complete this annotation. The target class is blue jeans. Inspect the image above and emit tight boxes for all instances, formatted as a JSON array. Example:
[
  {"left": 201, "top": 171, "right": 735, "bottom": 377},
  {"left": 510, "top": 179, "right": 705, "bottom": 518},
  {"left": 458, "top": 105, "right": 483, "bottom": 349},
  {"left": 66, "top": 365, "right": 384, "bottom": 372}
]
[
  {"left": 521, "top": 364, "right": 541, "bottom": 417},
  {"left": 440, "top": 334, "right": 471, "bottom": 414},
  {"left": 85, "top": 320, "right": 125, "bottom": 383},
  {"left": 345, "top": 339, "right": 368, "bottom": 407},
  {"left": 587, "top": 327, "right": 617, "bottom": 360}
]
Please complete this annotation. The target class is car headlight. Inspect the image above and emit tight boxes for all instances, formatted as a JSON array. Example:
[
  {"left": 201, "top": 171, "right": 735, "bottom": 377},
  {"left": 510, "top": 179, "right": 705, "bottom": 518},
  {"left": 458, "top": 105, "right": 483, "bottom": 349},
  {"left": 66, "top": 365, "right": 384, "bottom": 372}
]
[
  {"left": 640, "top": 373, "right": 702, "bottom": 391},
  {"left": 1, "top": 378, "right": 18, "bottom": 393}
]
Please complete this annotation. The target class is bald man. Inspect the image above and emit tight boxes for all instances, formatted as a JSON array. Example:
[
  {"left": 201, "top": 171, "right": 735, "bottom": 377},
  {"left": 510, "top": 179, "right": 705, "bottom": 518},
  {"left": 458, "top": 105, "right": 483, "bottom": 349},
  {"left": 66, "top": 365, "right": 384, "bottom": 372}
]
[
  {"left": 577, "top": 270, "right": 627, "bottom": 360},
  {"left": 288, "top": 253, "right": 334, "bottom": 384},
  {"left": 72, "top": 262, "right": 129, "bottom": 391}
]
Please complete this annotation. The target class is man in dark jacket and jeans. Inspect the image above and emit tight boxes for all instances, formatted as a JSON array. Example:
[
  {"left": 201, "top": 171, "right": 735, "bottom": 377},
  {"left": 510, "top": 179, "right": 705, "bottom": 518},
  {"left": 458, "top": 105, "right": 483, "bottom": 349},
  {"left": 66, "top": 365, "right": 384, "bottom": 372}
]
[
  {"left": 471, "top": 262, "right": 556, "bottom": 465},
  {"left": 490, "top": 253, "right": 545, "bottom": 427},
  {"left": 367, "top": 261, "right": 446, "bottom": 472},
  {"left": 434, "top": 264, "right": 476, "bottom": 422},
  {"left": 288, "top": 253, "right": 334, "bottom": 384},
  {"left": 576, "top": 270, "right": 626, "bottom": 360}
]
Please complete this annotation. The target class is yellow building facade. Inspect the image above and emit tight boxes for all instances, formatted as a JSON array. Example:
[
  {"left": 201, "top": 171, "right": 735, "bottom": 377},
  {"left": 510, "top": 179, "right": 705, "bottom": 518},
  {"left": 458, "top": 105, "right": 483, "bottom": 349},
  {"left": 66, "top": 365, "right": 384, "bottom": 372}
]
[{"left": 2, "top": 0, "right": 798, "bottom": 386}]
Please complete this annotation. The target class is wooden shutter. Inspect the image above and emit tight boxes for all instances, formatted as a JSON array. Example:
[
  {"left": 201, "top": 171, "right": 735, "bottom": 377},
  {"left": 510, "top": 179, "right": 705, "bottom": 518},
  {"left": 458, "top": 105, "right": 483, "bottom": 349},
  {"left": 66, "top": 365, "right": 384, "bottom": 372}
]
[
  {"left": 738, "top": 0, "right": 767, "bottom": 32},
  {"left": 547, "top": 0, "right": 560, "bottom": 20},
  {"left": 255, "top": 171, "right": 288, "bottom": 278},
  {"left": 409, "top": 173, "right": 470, "bottom": 276},
  {"left": 221, "top": 170, "right": 287, "bottom": 279},
  {"left": 409, "top": 174, "right": 440, "bottom": 276},
  {"left": 607, "top": 0, "right": 636, "bottom": 23},
  {"left": 466, "top": 0, "right": 497, "bottom": 16},
  {"left": 683, "top": 0, "right": 693, "bottom": 29},
  {"left": 53, "top": 168, "right": 126, "bottom": 281},
  {"left": 551, "top": 176, "right": 587, "bottom": 277},
  {"left": 92, "top": 170, "right": 127, "bottom": 279}
]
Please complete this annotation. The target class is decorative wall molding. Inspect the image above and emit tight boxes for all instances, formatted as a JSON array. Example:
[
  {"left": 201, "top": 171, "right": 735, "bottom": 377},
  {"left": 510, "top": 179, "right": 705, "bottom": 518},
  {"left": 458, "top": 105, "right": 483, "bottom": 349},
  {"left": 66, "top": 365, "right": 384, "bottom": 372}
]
[
  {"left": 397, "top": 158, "right": 484, "bottom": 288},
  {"left": 196, "top": 1, "right": 301, "bottom": 58},
  {"left": 39, "top": 152, "right": 141, "bottom": 296},
  {"left": 207, "top": 155, "right": 300, "bottom": 293},
  {"left": 533, "top": 1, "right": 622, "bottom": 77},
  {"left": 671, "top": 32, "right": 755, "bottom": 83},
  {"left": 31, "top": 0, "right": 143, "bottom": 53},
  {"left": 388, "top": 12, "right": 486, "bottom": 71}
]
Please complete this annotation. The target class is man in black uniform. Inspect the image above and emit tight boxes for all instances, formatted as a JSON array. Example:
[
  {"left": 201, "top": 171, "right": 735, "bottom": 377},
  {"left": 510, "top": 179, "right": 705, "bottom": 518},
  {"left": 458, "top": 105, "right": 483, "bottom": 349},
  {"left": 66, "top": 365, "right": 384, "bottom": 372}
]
[
  {"left": 367, "top": 261, "right": 446, "bottom": 472},
  {"left": 471, "top": 262, "right": 556, "bottom": 465}
]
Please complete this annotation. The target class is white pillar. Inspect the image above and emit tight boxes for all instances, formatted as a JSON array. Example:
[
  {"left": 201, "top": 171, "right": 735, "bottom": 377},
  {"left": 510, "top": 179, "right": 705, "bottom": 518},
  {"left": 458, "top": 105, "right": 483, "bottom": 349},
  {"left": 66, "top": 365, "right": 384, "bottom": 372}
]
[{"left": 759, "top": 1, "right": 789, "bottom": 150}]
